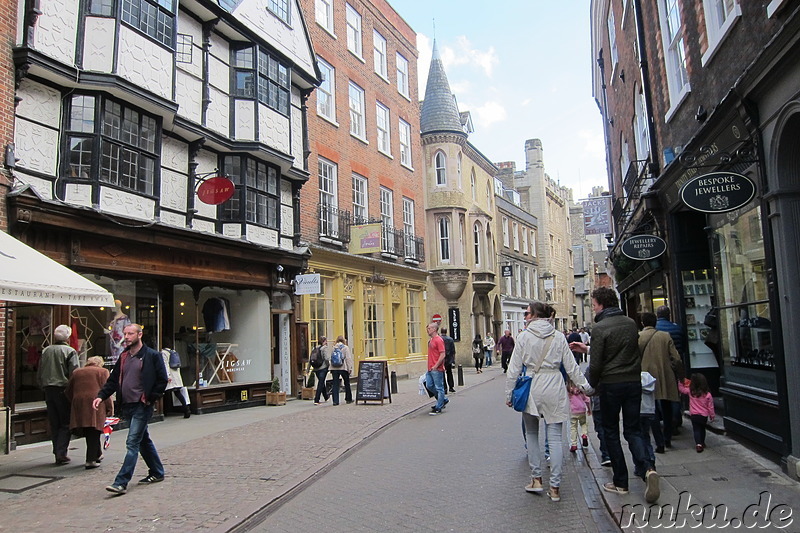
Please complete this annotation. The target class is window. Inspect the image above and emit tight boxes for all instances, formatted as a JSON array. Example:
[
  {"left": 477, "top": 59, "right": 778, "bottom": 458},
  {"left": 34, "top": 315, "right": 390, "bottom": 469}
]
[
  {"left": 486, "top": 227, "right": 494, "bottom": 270},
  {"left": 315, "top": 0, "right": 334, "bottom": 33},
  {"left": 457, "top": 152, "right": 462, "bottom": 187},
  {"left": 634, "top": 89, "right": 650, "bottom": 160},
  {"left": 435, "top": 151, "right": 446, "bottom": 185},
  {"left": 658, "top": 0, "right": 690, "bottom": 112},
  {"left": 607, "top": 7, "right": 618, "bottom": 71},
  {"left": 64, "top": 95, "right": 159, "bottom": 196},
  {"left": 318, "top": 157, "right": 338, "bottom": 237},
  {"left": 309, "top": 275, "right": 334, "bottom": 346},
  {"left": 502, "top": 217, "right": 510, "bottom": 247},
  {"left": 513, "top": 222, "right": 519, "bottom": 251},
  {"left": 376, "top": 102, "right": 391, "bottom": 155},
  {"left": 473, "top": 222, "right": 482, "bottom": 267},
  {"left": 221, "top": 155, "right": 280, "bottom": 228},
  {"left": 459, "top": 214, "right": 466, "bottom": 264},
  {"left": 373, "top": 30, "right": 388, "bottom": 79},
  {"left": 363, "top": 284, "right": 385, "bottom": 358},
  {"left": 316, "top": 57, "right": 335, "bottom": 121},
  {"left": 380, "top": 187, "right": 393, "bottom": 227},
  {"left": 89, "top": 0, "right": 115, "bottom": 16},
  {"left": 550, "top": 234, "right": 555, "bottom": 257},
  {"left": 268, "top": 0, "right": 289, "bottom": 24},
  {"left": 399, "top": 118, "right": 412, "bottom": 167},
  {"left": 521, "top": 266, "right": 529, "bottom": 299},
  {"left": 438, "top": 217, "right": 451, "bottom": 263},
  {"left": 352, "top": 173, "right": 368, "bottom": 222},
  {"left": 175, "top": 34, "right": 192, "bottom": 63},
  {"left": 406, "top": 289, "right": 422, "bottom": 354},
  {"left": 531, "top": 230, "right": 537, "bottom": 257},
  {"left": 403, "top": 197, "right": 415, "bottom": 256},
  {"left": 121, "top": 0, "right": 175, "bottom": 48},
  {"left": 233, "top": 47, "right": 291, "bottom": 116},
  {"left": 522, "top": 228, "right": 528, "bottom": 255},
  {"left": 396, "top": 53, "right": 409, "bottom": 97},
  {"left": 345, "top": 3, "right": 362, "bottom": 58},
  {"left": 702, "top": 0, "right": 741, "bottom": 64},
  {"left": 349, "top": 81, "right": 366, "bottom": 139},
  {"left": 471, "top": 170, "right": 476, "bottom": 201}
]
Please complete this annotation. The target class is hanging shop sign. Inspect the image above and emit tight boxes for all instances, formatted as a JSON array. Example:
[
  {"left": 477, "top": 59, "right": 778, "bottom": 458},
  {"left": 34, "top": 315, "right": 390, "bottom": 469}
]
[
  {"left": 349, "top": 223, "right": 382, "bottom": 254},
  {"left": 680, "top": 172, "right": 756, "bottom": 213},
  {"left": 197, "top": 176, "right": 236, "bottom": 205},
  {"left": 621, "top": 235, "right": 667, "bottom": 260},
  {"left": 582, "top": 196, "right": 613, "bottom": 235},
  {"left": 501, "top": 265, "right": 513, "bottom": 277},
  {"left": 294, "top": 273, "right": 321, "bottom": 295},
  {"left": 448, "top": 307, "right": 461, "bottom": 342}
]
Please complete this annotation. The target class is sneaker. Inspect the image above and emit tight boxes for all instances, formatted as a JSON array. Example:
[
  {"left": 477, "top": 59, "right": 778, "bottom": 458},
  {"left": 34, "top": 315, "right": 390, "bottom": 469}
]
[
  {"left": 525, "top": 477, "right": 544, "bottom": 493},
  {"left": 547, "top": 487, "right": 561, "bottom": 502},
  {"left": 601, "top": 458, "right": 612, "bottom": 467},
  {"left": 696, "top": 444, "right": 704, "bottom": 453},
  {"left": 602, "top": 482, "right": 629, "bottom": 495},
  {"left": 448, "top": 389, "right": 456, "bottom": 393},
  {"left": 85, "top": 462, "right": 100, "bottom": 469},
  {"left": 581, "top": 434, "right": 589, "bottom": 447},
  {"left": 570, "top": 445, "right": 578, "bottom": 453},
  {"left": 105, "top": 484, "right": 127, "bottom": 495},
  {"left": 55, "top": 456, "right": 71, "bottom": 465},
  {"left": 138, "top": 474, "right": 164, "bottom": 484},
  {"left": 429, "top": 409, "right": 441, "bottom": 416},
  {"left": 645, "top": 470, "right": 660, "bottom": 503}
]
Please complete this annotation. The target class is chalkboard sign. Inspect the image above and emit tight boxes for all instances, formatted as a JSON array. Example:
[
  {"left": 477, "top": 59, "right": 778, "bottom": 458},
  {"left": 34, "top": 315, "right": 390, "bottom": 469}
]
[{"left": 356, "top": 360, "right": 392, "bottom": 404}]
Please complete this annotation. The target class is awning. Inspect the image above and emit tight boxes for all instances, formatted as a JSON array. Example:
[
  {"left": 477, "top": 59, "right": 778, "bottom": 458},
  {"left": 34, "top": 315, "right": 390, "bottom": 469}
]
[{"left": 0, "top": 231, "right": 115, "bottom": 306}]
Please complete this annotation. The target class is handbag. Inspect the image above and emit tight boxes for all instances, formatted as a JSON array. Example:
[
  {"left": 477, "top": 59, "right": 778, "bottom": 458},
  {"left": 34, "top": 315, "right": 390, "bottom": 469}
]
[{"left": 511, "top": 336, "right": 554, "bottom": 412}]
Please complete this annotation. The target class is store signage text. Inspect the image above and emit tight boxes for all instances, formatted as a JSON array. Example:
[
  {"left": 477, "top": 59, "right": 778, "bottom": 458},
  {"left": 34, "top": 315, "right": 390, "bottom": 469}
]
[
  {"left": 448, "top": 307, "right": 461, "bottom": 342},
  {"left": 294, "top": 273, "right": 321, "bottom": 294},
  {"left": 501, "top": 265, "right": 513, "bottom": 277},
  {"left": 197, "top": 176, "right": 236, "bottom": 205},
  {"left": 680, "top": 172, "right": 756, "bottom": 213},
  {"left": 621, "top": 235, "right": 667, "bottom": 260}
]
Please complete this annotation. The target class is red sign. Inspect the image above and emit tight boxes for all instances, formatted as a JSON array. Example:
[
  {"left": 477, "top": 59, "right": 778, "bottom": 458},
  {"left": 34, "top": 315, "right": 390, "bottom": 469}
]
[
  {"left": 431, "top": 314, "right": 443, "bottom": 323},
  {"left": 197, "top": 176, "right": 236, "bottom": 205}
]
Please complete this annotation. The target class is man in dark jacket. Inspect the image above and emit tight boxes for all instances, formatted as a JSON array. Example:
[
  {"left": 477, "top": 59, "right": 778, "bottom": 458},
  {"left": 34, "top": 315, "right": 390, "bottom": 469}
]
[
  {"left": 571, "top": 287, "right": 659, "bottom": 503},
  {"left": 93, "top": 323, "right": 168, "bottom": 495},
  {"left": 655, "top": 305, "right": 686, "bottom": 432},
  {"left": 441, "top": 329, "right": 456, "bottom": 393}
]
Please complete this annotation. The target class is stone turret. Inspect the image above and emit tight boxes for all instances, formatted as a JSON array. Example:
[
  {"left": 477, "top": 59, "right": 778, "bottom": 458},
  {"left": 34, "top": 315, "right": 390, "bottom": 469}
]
[{"left": 421, "top": 40, "right": 466, "bottom": 136}]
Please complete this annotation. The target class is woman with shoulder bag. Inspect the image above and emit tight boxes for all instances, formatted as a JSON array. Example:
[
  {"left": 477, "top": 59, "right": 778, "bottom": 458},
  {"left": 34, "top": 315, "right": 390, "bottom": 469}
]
[
  {"left": 505, "top": 301, "right": 594, "bottom": 502},
  {"left": 472, "top": 334, "right": 484, "bottom": 373}
]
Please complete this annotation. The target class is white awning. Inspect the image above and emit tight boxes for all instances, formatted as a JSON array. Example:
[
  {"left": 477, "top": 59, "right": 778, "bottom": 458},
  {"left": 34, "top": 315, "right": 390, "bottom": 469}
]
[{"left": 0, "top": 231, "right": 115, "bottom": 306}]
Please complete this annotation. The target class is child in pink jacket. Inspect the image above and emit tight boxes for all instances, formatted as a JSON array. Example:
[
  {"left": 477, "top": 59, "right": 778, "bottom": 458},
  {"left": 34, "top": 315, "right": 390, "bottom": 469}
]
[
  {"left": 567, "top": 379, "right": 591, "bottom": 452},
  {"left": 678, "top": 373, "right": 715, "bottom": 452}
]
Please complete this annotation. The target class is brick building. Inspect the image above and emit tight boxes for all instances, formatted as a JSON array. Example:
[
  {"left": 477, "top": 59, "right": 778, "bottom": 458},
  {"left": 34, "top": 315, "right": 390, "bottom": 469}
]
[
  {"left": 297, "top": 0, "right": 427, "bottom": 374},
  {"left": 591, "top": 0, "right": 800, "bottom": 476}
]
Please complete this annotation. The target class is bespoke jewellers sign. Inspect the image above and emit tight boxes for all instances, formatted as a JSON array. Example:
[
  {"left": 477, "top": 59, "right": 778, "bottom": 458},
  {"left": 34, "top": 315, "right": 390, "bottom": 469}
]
[
  {"left": 621, "top": 235, "right": 667, "bottom": 260},
  {"left": 680, "top": 172, "right": 756, "bottom": 213}
]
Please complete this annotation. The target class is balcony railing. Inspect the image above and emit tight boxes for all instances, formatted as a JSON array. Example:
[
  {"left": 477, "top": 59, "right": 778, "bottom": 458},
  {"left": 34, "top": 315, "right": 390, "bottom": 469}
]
[
  {"left": 614, "top": 159, "right": 653, "bottom": 235},
  {"left": 319, "top": 210, "right": 425, "bottom": 263},
  {"left": 318, "top": 204, "right": 351, "bottom": 243},
  {"left": 404, "top": 233, "right": 425, "bottom": 263}
]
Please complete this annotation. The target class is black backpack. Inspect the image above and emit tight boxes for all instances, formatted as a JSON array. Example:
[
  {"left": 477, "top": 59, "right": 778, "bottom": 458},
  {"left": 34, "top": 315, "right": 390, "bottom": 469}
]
[{"left": 309, "top": 346, "right": 324, "bottom": 369}]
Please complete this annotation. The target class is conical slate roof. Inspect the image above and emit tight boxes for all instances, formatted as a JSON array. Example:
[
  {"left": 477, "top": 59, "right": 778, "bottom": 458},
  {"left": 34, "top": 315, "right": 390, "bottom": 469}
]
[{"left": 421, "top": 41, "right": 465, "bottom": 135}]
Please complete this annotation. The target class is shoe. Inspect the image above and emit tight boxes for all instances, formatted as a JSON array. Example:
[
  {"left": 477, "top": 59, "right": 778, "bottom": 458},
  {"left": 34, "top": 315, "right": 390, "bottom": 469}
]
[
  {"left": 601, "top": 458, "right": 612, "bottom": 466},
  {"left": 105, "top": 484, "right": 127, "bottom": 495},
  {"left": 525, "top": 477, "right": 544, "bottom": 493},
  {"left": 448, "top": 389, "right": 456, "bottom": 393},
  {"left": 313, "top": 402, "right": 321, "bottom": 405},
  {"left": 665, "top": 442, "right": 673, "bottom": 448},
  {"left": 96, "top": 454, "right": 104, "bottom": 463},
  {"left": 138, "top": 474, "right": 164, "bottom": 484},
  {"left": 602, "top": 482, "right": 629, "bottom": 495},
  {"left": 547, "top": 487, "right": 561, "bottom": 502},
  {"left": 582, "top": 434, "right": 589, "bottom": 447},
  {"left": 645, "top": 470, "right": 660, "bottom": 503},
  {"left": 85, "top": 462, "right": 100, "bottom": 469},
  {"left": 570, "top": 445, "right": 578, "bottom": 453},
  {"left": 345, "top": 400, "right": 353, "bottom": 404},
  {"left": 55, "top": 456, "right": 71, "bottom": 465},
  {"left": 332, "top": 403, "right": 339, "bottom": 406},
  {"left": 183, "top": 407, "right": 191, "bottom": 419},
  {"left": 696, "top": 444, "right": 704, "bottom": 453},
  {"left": 655, "top": 446, "right": 665, "bottom": 454},
  {"left": 429, "top": 409, "right": 441, "bottom": 416}
]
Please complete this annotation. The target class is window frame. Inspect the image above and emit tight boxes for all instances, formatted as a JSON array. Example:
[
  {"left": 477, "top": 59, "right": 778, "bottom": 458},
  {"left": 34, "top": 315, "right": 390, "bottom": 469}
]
[
  {"left": 373, "top": 30, "right": 388, "bottom": 80},
  {"left": 701, "top": 0, "right": 741, "bottom": 65},
  {"left": 352, "top": 173, "right": 368, "bottom": 223},
  {"left": 318, "top": 157, "right": 338, "bottom": 237},
  {"left": 348, "top": 81, "right": 367, "bottom": 141},
  {"left": 232, "top": 45, "right": 291, "bottom": 117},
  {"left": 220, "top": 154, "right": 281, "bottom": 229},
  {"left": 434, "top": 151, "right": 447, "bottom": 186},
  {"left": 121, "top": 0, "right": 176, "bottom": 49},
  {"left": 268, "top": 0, "right": 290, "bottom": 24},
  {"left": 376, "top": 102, "right": 391, "bottom": 155},
  {"left": 658, "top": 0, "right": 691, "bottom": 120},
  {"left": 399, "top": 118, "right": 412, "bottom": 168},
  {"left": 473, "top": 222, "right": 482, "bottom": 267},
  {"left": 438, "top": 216, "right": 451, "bottom": 263},
  {"left": 380, "top": 186, "right": 394, "bottom": 228},
  {"left": 396, "top": 52, "right": 409, "bottom": 98},
  {"left": 315, "top": 0, "right": 334, "bottom": 34},
  {"left": 345, "top": 3, "right": 363, "bottom": 59},
  {"left": 316, "top": 57, "right": 336, "bottom": 122}
]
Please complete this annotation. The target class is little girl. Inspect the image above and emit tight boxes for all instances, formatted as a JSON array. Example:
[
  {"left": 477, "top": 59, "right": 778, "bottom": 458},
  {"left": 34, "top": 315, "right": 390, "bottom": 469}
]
[
  {"left": 678, "top": 373, "right": 715, "bottom": 452},
  {"left": 567, "top": 379, "right": 591, "bottom": 452}
]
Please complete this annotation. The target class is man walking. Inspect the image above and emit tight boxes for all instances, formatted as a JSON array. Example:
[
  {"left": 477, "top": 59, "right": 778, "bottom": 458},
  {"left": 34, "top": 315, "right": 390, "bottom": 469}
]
[
  {"left": 426, "top": 322, "right": 448, "bottom": 415},
  {"left": 38, "top": 324, "right": 79, "bottom": 465},
  {"left": 497, "top": 329, "right": 515, "bottom": 373},
  {"left": 93, "top": 324, "right": 168, "bottom": 495},
  {"left": 655, "top": 305, "right": 686, "bottom": 431},
  {"left": 441, "top": 328, "right": 457, "bottom": 393},
  {"left": 570, "top": 287, "right": 659, "bottom": 503}
]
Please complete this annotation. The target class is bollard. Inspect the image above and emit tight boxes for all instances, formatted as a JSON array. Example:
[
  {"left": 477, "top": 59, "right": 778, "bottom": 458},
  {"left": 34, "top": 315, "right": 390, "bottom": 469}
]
[
  {"left": 457, "top": 364, "right": 464, "bottom": 386},
  {"left": 390, "top": 370, "right": 398, "bottom": 394}
]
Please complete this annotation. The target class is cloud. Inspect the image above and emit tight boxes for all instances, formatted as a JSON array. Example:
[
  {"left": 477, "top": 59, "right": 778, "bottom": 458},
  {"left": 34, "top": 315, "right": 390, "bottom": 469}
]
[
  {"left": 466, "top": 100, "right": 507, "bottom": 128},
  {"left": 578, "top": 129, "right": 605, "bottom": 160},
  {"left": 440, "top": 36, "right": 499, "bottom": 78}
]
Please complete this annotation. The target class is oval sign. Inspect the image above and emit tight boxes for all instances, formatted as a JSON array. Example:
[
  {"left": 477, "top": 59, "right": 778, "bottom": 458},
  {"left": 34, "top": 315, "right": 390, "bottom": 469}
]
[
  {"left": 197, "top": 176, "right": 236, "bottom": 205},
  {"left": 680, "top": 172, "right": 756, "bottom": 213},
  {"left": 621, "top": 235, "right": 667, "bottom": 260}
]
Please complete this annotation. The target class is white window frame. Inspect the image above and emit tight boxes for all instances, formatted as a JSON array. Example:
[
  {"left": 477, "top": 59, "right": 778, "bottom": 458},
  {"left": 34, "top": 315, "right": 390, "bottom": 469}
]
[
  {"left": 658, "top": 0, "right": 691, "bottom": 121},
  {"left": 345, "top": 3, "right": 363, "bottom": 59},
  {"left": 402, "top": 197, "right": 415, "bottom": 257},
  {"left": 380, "top": 186, "right": 394, "bottom": 228},
  {"left": 531, "top": 230, "right": 537, "bottom": 257},
  {"left": 438, "top": 216, "right": 451, "bottom": 263},
  {"left": 373, "top": 30, "right": 388, "bottom": 80},
  {"left": 396, "top": 52, "right": 409, "bottom": 98},
  {"left": 473, "top": 222, "right": 482, "bottom": 267},
  {"left": 470, "top": 170, "right": 476, "bottom": 202},
  {"left": 701, "top": 0, "right": 741, "bottom": 65},
  {"left": 607, "top": 7, "right": 618, "bottom": 74},
  {"left": 634, "top": 90, "right": 650, "bottom": 160},
  {"left": 522, "top": 227, "right": 528, "bottom": 255},
  {"left": 352, "top": 173, "right": 368, "bottom": 222},
  {"left": 348, "top": 81, "right": 366, "bottom": 141},
  {"left": 512, "top": 222, "right": 520, "bottom": 251},
  {"left": 315, "top": 0, "right": 334, "bottom": 35},
  {"left": 502, "top": 216, "right": 510, "bottom": 247},
  {"left": 316, "top": 57, "right": 336, "bottom": 123},
  {"left": 376, "top": 102, "right": 391, "bottom": 156},
  {"left": 434, "top": 151, "right": 446, "bottom": 186},
  {"left": 318, "top": 157, "right": 338, "bottom": 237},
  {"left": 399, "top": 118, "right": 412, "bottom": 168}
]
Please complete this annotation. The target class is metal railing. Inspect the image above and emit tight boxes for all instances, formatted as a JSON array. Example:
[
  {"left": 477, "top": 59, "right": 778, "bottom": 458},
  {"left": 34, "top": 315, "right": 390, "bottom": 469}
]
[{"left": 318, "top": 204, "right": 351, "bottom": 242}]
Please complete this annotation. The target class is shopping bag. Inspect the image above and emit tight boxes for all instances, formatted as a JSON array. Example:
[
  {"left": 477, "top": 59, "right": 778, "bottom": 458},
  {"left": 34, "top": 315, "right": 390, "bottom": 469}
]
[
  {"left": 103, "top": 417, "right": 121, "bottom": 449},
  {"left": 512, "top": 374, "right": 532, "bottom": 412}
]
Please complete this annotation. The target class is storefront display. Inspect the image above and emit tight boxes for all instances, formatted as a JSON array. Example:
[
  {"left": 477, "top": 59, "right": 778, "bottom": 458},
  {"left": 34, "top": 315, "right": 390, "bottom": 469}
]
[{"left": 680, "top": 269, "right": 717, "bottom": 369}]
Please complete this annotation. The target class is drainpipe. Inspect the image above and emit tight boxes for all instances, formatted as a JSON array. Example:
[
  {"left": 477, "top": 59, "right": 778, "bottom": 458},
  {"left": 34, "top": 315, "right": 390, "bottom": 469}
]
[{"left": 633, "top": 0, "right": 660, "bottom": 177}]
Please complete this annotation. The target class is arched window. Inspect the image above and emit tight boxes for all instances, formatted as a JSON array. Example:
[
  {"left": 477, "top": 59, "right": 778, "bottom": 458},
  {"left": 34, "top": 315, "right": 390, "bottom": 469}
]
[
  {"left": 486, "top": 227, "right": 494, "bottom": 270},
  {"left": 473, "top": 222, "right": 482, "bottom": 267},
  {"left": 457, "top": 152, "right": 462, "bottom": 187},
  {"left": 438, "top": 216, "right": 451, "bottom": 263},
  {"left": 435, "top": 152, "right": 447, "bottom": 185},
  {"left": 471, "top": 169, "right": 476, "bottom": 201}
]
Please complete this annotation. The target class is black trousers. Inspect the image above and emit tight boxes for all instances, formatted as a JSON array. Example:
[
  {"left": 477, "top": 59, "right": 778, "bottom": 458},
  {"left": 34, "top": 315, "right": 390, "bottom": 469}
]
[
  {"left": 82, "top": 427, "right": 103, "bottom": 463},
  {"left": 44, "top": 386, "right": 71, "bottom": 459},
  {"left": 445, "top": 363, "right": 455, "bottom": 390},
  {"left": 690, "top": 414, "right": 708, "bottom": 446},
  {"left": 501, "top": 352, "right": 512, "bottom": 372}
]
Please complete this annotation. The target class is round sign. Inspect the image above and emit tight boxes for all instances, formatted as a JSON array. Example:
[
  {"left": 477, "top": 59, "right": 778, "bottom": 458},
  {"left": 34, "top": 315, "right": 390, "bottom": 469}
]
[
  {"left": 680, "top": 172, "right": 756, "bottom": 213},
  {"left": 621, "top": 235, "right": 667, "bottom": 260},
  {"left": 431, "top": 314, "right": 443, "bottom": 323},
  {"left": 197, "top": 176, "right": 236, "bottom": 205}
]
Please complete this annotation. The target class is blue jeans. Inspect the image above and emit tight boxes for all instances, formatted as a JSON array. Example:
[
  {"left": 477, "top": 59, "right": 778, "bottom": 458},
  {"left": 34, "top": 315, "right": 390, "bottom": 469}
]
[
  {"left": 523, "top": 414, "right": 563, "bottom": 488},
  {"left": 114, "top": 403, "right": 163, "bottom": 488},
  {"left": 485, "top": 349, "right": 492, "bottom": 366},
  {"left": 331, "top": 370, "right": 351, "bottom": 404},
  {"left": 640, "top": 414, "right": 656, "bottom": 468},
  {"left": 599, "top": 381, "right": 653, "bottom": 489},
  {"left": 425, "top": 370, "right": 446, "bottom": 411},
  {"left": 314, "top": 368, "right": 329, "bottom": 402}
]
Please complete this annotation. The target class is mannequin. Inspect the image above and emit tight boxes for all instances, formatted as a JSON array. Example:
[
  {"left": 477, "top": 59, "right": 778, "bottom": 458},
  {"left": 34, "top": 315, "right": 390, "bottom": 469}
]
[{"left": 106, "top": 300, "right": 131, "bottom": 364}]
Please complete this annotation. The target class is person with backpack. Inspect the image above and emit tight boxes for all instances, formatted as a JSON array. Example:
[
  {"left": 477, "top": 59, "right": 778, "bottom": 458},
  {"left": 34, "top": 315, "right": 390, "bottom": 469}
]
[
  {"left": 310, "top": 337, "right": 330, "bottom": 405},
  {"left": 330, "top": 335, "right": 354, "bottom": 405}
]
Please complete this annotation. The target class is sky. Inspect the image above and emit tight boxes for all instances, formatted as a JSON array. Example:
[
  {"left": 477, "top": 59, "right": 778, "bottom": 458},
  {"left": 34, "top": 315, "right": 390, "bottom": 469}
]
[{"left": 389, "top": 0, "right": 607, "bottom": 201}]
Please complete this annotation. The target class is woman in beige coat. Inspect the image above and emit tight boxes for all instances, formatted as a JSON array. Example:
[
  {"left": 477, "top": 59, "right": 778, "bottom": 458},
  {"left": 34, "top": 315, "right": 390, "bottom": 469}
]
[{"left": 65, "top": 356, "right": 112, "bottom": 469}]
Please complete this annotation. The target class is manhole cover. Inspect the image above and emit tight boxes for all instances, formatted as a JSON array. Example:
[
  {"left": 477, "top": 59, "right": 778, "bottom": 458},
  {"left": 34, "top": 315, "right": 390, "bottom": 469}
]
[{"left": 0, "top": 474, "right": 61, "bottom": 493}]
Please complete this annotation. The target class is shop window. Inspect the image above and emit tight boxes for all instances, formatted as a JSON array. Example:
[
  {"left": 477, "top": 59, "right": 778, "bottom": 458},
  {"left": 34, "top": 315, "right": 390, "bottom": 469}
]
[
  {"left": 363, "top": 284, "right": 385, "bottom": 358},
  {"left": 309, "top": 275, "right": 334, "bottom": 346},
  {"left": 12, "top": 305, "right": 54, "bottom": 406},
  {"left": 406, "top": 289, "right": 422, "bottom": 354},
  {"left": 232, "top": 46, "right": 291, "bottom": 116},
  {"left": 220, "top": 155, "right": 280, "bottom": 229}
]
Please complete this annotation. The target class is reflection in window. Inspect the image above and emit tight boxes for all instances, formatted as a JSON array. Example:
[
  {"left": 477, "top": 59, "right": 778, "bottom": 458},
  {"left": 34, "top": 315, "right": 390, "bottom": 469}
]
[
  {"left": 363, "top": 284, "right": 384, "bottom": 358},
  {"left": 407, "top": 289, "right": 422, "bottom": 354},
  {"left": 221, "top": 155, "right": 280, "bottom": 229}
]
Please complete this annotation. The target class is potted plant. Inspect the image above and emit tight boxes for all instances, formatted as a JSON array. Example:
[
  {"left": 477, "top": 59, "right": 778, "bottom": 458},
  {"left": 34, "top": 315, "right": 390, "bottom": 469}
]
[
  {"left": 301, "top": 371, "right": 315, "bottom": 400},
  {"left": 266, "top": 376, "right": 287, "bottom": 406}
]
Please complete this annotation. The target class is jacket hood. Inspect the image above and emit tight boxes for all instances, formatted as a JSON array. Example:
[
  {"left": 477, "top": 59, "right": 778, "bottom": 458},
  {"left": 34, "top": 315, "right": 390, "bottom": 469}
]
[
  {"left": 526, "top": 318, "right": 556, "bottom": 339},
  {"left": 641, "top": 371, "right": 656, "bottom": 391}
]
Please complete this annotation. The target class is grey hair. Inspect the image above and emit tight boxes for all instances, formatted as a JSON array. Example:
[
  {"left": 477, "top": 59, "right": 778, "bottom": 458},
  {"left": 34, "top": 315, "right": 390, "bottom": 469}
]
[{"left": 53, "top": 324, "right": 72, "bottom": 342}]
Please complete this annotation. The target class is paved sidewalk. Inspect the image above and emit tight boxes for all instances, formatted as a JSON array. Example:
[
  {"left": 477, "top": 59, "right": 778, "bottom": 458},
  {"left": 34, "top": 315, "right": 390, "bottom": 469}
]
[{"left": 0, "top": 366, "right": 495, "bottom": 532}]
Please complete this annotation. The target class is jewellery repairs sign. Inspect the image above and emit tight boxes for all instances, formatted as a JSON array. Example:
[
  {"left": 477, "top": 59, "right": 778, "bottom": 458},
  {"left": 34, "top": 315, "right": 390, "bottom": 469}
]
[
  {"left": 621, "top": 235, "right": 667, "bottom": 260},
  {"left": 680, "top": 172, "right": 756, "bottom": 213}
]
